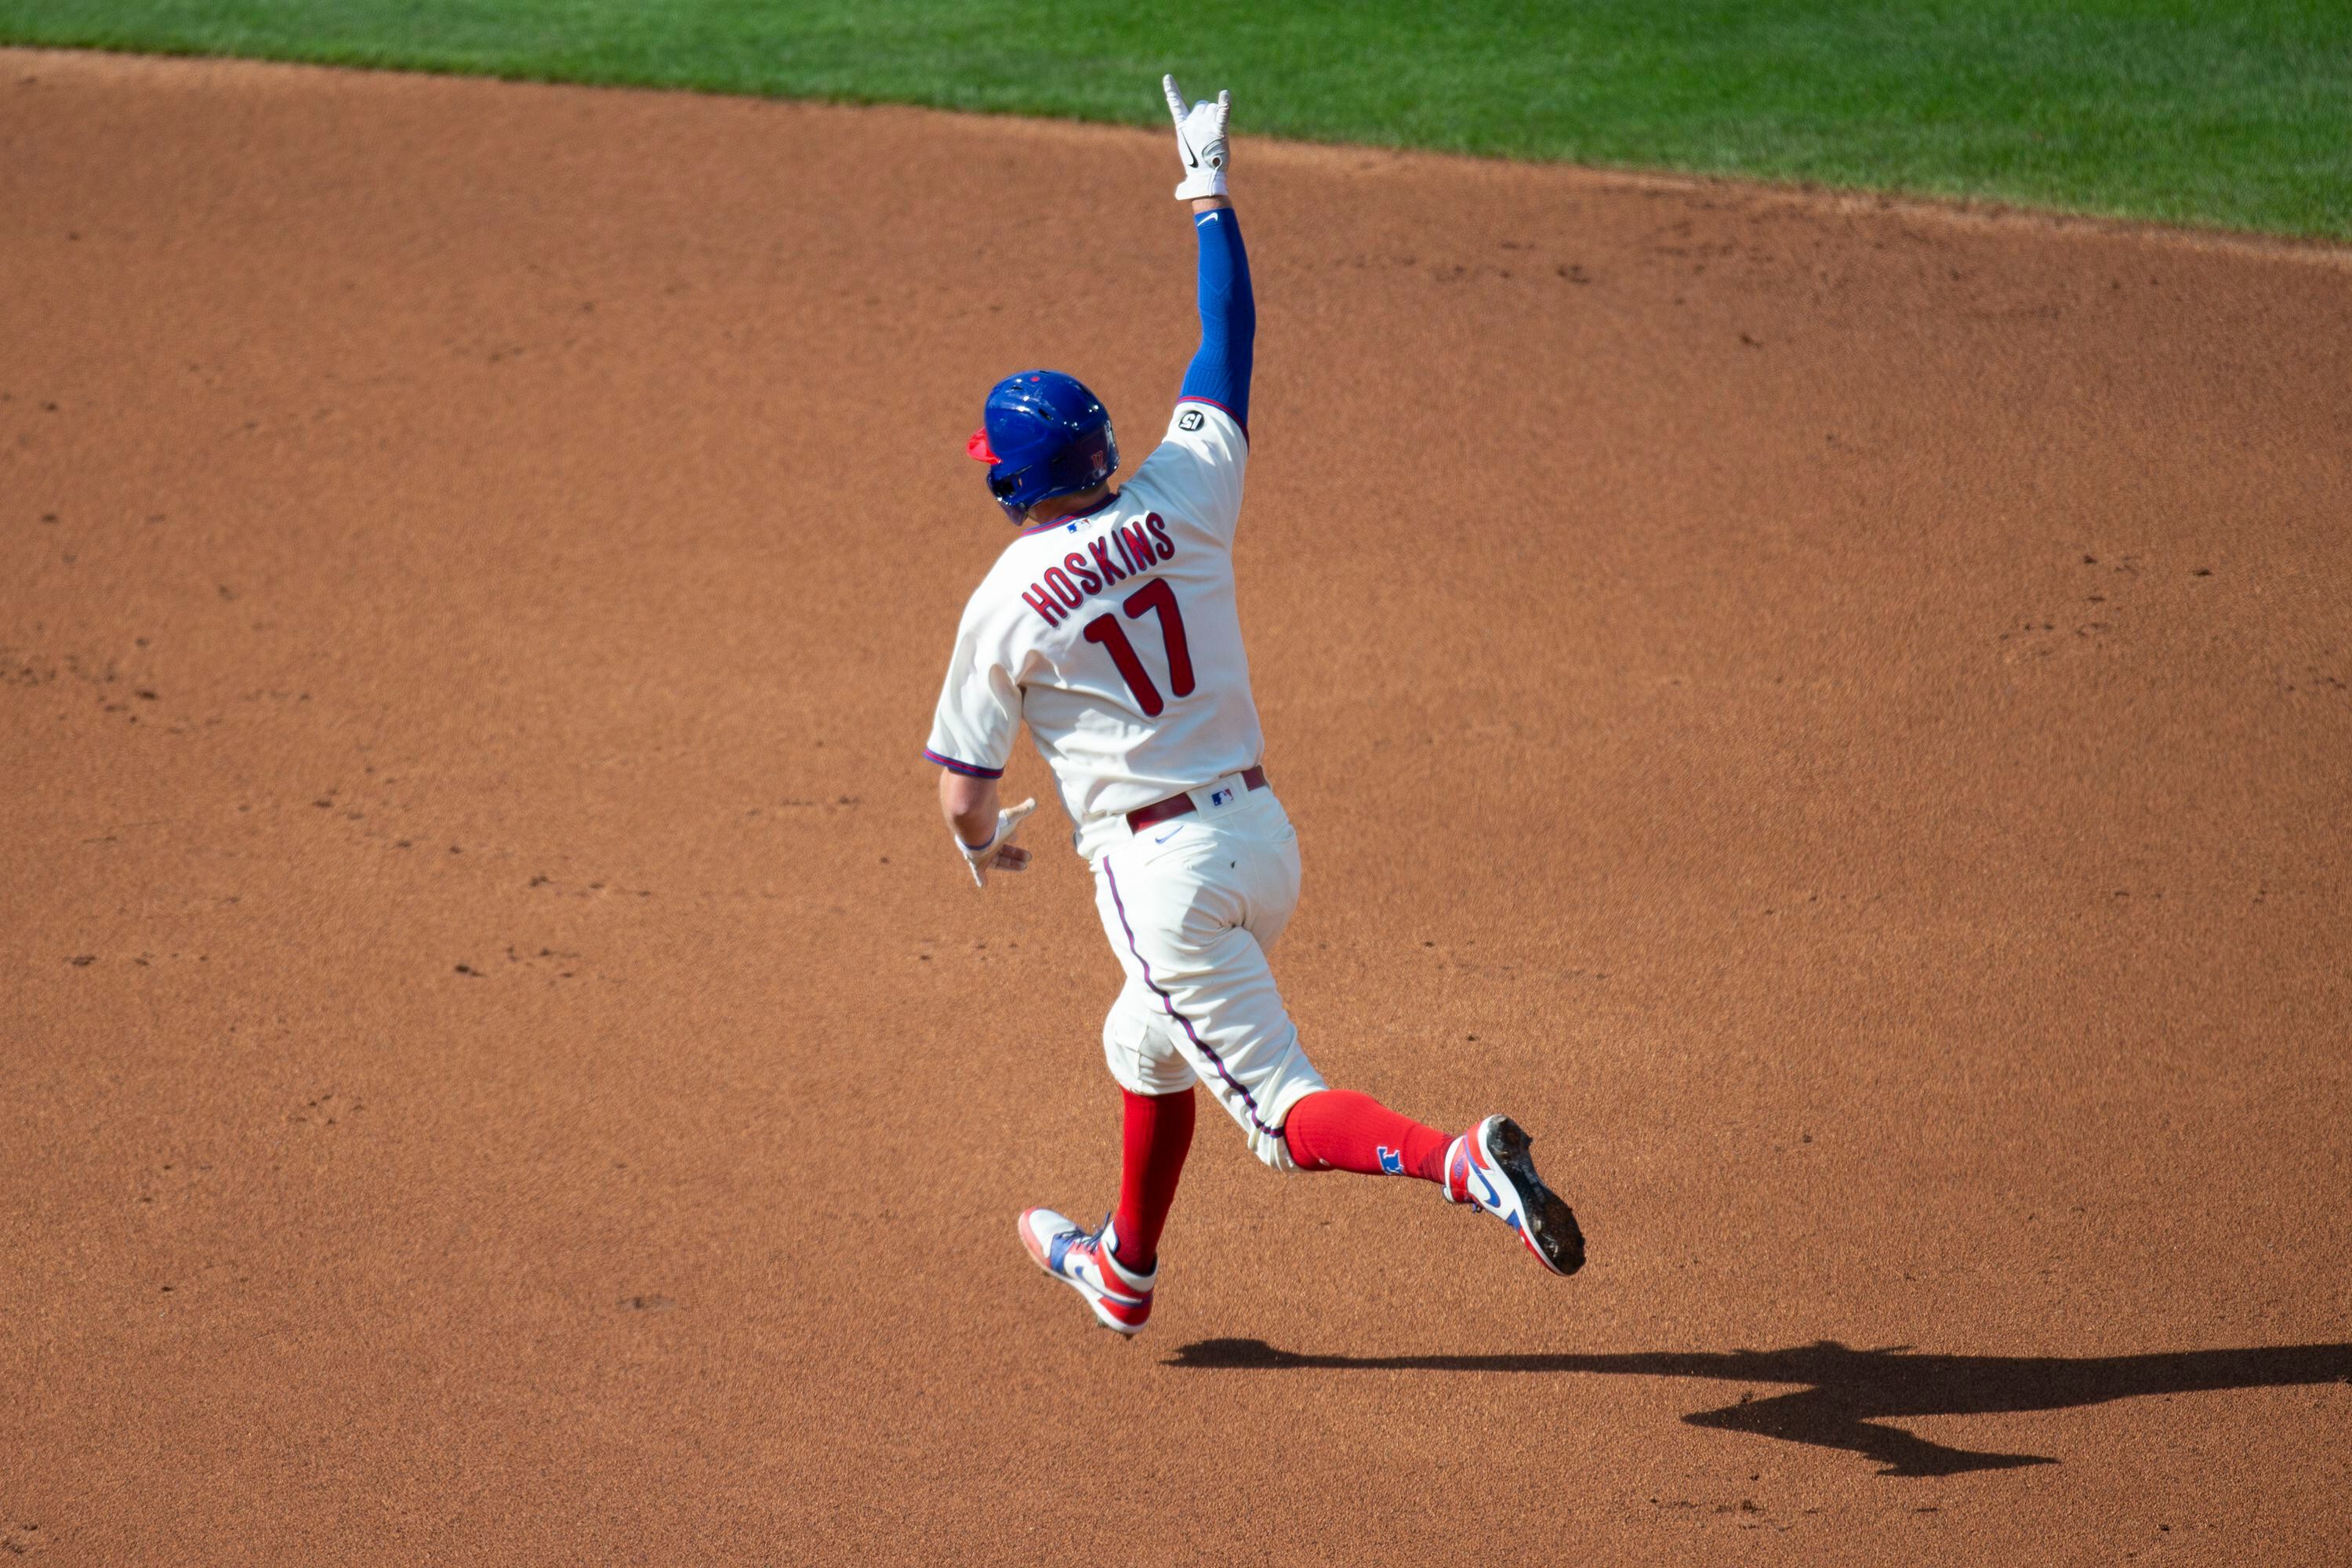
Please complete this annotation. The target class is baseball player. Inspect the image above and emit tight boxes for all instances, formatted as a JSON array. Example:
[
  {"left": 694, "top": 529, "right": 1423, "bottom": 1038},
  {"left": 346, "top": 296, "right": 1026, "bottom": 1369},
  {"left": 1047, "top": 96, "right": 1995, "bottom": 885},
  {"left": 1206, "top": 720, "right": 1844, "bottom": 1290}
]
[{"left": 925, "top": 77, "right": 1584, "bottom": 1334}]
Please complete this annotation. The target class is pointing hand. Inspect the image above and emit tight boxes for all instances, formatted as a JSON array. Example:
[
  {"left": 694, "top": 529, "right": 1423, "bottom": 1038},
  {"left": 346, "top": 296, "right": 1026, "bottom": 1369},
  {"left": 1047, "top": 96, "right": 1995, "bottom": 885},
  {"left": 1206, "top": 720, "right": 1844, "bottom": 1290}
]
[{"left": 1163, "top": 74, "right": 1231, "bottom": 201}]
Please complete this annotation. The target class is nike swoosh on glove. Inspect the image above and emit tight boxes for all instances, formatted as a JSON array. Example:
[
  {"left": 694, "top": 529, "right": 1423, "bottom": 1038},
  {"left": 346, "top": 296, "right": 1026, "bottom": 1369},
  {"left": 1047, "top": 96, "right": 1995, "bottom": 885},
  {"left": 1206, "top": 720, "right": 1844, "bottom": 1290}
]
[{"left": 1163, "top": 74, "right": 1231, "bottom": 201}]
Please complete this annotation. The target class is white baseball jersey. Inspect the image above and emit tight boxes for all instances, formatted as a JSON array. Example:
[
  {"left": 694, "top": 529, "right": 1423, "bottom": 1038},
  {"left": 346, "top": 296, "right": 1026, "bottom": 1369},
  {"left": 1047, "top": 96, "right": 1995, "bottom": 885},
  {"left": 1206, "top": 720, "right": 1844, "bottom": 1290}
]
[{"left": 926, "top": 399, "right": 1262, "bottom": 858}]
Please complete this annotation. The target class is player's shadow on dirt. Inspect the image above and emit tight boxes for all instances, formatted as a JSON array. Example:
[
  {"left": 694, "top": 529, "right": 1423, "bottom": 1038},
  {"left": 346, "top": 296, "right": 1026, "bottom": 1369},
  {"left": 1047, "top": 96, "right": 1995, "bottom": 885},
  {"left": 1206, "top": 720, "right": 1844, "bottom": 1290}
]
[{"left": 1167, "top": 1338, "right": 2352, "bottom": 1476}]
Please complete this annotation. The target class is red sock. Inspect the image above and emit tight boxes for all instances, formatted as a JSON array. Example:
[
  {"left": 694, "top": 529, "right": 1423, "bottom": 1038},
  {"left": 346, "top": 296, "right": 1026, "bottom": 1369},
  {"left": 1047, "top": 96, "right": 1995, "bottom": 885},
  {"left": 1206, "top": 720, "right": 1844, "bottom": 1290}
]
[
  {"left": 1111, "top": 1087, "right": 1194, "bottom": 1272},
  {"left": 1282, "top": 1090, "right": 1453, "bottom": 1182}
]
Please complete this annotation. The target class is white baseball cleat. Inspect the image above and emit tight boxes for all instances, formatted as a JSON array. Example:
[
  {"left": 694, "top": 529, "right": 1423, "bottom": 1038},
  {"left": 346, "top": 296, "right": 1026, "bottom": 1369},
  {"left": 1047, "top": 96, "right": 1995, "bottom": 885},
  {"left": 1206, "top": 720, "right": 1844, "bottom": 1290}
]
[
  {"left": 1018, "top": 1207, "right": 1157, "bottom": 1334},
  {"left": 1442, "top": 1115, "right": 1586, "bottom": 1276}
]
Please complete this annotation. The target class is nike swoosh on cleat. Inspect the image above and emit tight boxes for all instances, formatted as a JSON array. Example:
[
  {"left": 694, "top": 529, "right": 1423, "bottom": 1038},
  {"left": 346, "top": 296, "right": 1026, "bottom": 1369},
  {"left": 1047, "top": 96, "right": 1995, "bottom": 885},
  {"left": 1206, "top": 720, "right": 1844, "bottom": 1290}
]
[{"left": 1472, "top": 1167, "right": 1503, "bottom": 1209}]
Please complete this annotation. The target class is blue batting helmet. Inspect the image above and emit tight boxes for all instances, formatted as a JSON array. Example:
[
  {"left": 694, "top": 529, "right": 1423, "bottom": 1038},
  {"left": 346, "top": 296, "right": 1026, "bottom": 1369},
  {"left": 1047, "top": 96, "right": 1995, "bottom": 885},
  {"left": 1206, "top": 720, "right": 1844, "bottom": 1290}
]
[{"left": 966, "top": 370, "right": 1118, "bottom": 524}]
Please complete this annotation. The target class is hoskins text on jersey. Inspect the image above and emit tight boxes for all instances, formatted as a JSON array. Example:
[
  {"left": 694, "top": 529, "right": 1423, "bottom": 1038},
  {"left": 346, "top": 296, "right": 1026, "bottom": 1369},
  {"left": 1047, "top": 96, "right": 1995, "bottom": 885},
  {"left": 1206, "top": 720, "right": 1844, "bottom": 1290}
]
[{"left": 1022, "top": 514, "right": 1177, "bottom": 627}]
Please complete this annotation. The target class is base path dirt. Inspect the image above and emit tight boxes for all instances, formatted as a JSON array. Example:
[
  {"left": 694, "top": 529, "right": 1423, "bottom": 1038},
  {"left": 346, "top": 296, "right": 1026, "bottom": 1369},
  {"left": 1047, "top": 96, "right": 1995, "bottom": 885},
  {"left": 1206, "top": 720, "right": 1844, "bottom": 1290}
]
[{"left": 3, "top": 46, "right": 2347, "bottom": 1566}]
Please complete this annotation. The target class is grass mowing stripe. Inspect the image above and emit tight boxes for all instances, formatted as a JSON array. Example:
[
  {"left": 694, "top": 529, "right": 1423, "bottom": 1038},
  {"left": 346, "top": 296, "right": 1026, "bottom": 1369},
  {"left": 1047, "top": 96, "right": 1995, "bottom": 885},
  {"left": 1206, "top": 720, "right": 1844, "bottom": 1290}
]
[{"left": 0, "top": 1, "right": 2345, "bottom": 238}]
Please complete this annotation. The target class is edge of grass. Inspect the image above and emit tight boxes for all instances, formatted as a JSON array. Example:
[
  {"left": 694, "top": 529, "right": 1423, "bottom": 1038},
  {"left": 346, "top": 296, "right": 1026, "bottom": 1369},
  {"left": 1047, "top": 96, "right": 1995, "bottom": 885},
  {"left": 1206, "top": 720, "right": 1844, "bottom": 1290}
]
[{"left": 2, "top": 13, "right": 2345, "bottom": 247}]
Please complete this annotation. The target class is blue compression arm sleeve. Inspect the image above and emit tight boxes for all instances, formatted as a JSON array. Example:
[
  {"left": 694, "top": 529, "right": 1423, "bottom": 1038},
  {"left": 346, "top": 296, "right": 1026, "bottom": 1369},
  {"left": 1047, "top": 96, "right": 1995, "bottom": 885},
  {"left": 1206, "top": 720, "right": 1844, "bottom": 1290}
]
[{"left": 1177, "top": 207, "right": 1255, "bottom": 429}]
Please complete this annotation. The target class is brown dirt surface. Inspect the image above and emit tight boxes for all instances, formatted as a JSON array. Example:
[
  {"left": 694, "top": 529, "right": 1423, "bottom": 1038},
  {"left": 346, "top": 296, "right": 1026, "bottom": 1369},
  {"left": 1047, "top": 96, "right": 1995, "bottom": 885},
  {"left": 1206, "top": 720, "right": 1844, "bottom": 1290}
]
[{"left": 4, "top": 46, "right": 2349, "bottom": 1566}]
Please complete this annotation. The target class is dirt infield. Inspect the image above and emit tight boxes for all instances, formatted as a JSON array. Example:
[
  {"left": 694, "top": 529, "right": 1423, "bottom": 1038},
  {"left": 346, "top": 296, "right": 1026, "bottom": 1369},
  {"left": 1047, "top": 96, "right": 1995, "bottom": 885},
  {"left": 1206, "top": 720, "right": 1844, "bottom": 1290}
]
[{"left": 4, "top": 47, "right": 2347, "bottom": 1565}]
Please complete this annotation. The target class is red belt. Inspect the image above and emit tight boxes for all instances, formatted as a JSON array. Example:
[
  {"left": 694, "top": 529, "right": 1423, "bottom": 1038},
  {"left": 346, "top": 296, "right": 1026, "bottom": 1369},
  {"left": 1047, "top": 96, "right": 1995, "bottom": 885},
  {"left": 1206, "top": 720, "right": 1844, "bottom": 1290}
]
[{"left": 1127, "top": 765, "right": 1269, "bottom": 833}]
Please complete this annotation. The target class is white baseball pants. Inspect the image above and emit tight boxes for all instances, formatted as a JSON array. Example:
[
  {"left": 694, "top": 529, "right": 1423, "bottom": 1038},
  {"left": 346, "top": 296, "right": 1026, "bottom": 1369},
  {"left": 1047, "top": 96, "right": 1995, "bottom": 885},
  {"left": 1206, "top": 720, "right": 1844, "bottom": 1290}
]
[{"left": 1090, "top": 779, "right": 1327, "bottom": 1171}]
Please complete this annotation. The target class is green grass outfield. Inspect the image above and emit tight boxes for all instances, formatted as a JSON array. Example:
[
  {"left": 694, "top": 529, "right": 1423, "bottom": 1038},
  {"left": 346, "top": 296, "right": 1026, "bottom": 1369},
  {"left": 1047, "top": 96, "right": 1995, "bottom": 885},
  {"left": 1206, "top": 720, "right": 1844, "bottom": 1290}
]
[{"left": 2, "top": 2, "right": 2347, "bottom": 239}]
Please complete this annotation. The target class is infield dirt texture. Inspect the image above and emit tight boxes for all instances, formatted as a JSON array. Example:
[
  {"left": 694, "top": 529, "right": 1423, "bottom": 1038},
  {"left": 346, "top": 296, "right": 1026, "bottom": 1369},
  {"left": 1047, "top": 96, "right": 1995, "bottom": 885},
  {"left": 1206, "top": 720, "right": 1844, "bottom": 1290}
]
[{"left": 5, "top": 48, "right": 2349, "bottom": 1565}]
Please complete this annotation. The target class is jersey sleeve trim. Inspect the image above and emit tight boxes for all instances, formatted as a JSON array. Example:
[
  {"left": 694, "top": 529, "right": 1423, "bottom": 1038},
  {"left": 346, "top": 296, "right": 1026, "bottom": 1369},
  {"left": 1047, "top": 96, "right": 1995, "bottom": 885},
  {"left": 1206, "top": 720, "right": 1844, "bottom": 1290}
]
[
  {"left": 1175, "top": 395, "right": 1249, "bottom": 445},
  {"left": 924, "top": 748, "right": 1005, "bottom": 779}
]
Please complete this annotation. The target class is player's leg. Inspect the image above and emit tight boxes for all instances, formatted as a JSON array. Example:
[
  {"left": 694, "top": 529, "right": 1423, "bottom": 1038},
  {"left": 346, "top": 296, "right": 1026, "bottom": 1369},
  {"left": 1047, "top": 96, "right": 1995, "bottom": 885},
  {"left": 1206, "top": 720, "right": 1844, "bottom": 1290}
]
[
  {"left": 1221, "top": 797, "right": 1467, "bottom": 1191},
  {"left": 1014, "top": 984, "right": 1197, "bottom": 1334},
  {"left": 1097, "top": 981, "right": 1199, "bottom": 1272},
  {"left": 1112, "top": 1083, "right": 1195, "bottom": 1272},
  {"left": 1095, "top": 811, "right": 1453, "bottom": 1172},
  {"left": 1099, "top": 872, "right": 1471, "bottom": 1199},
  {"left": 1284, "top": 1094, "right": 1584, "bottom": 1275},
  {"left": 1280, "top": 1088, "right": 1453, "bottom": 1181},
  {"left": 1093, "top": 831, "right": 1325, "bottom": 1171},
  {"left": 1105, "top": 793, "right": 1584, "bottom": 1276}
]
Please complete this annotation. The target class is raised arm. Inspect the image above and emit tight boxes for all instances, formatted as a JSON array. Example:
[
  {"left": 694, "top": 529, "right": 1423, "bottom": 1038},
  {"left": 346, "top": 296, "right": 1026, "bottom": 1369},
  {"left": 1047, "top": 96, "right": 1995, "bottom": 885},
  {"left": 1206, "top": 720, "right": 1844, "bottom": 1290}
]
[
  {"left": 1179, "top": 199, "right": 1254, "bottom": 428},
  {"left": 1164, "top": 78, "right": 1255, "bottom": 430}
]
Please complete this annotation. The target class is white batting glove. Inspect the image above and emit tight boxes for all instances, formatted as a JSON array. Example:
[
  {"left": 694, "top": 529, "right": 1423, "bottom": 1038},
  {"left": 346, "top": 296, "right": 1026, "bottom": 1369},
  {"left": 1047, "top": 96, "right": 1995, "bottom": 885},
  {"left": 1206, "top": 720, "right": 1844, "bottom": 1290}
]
[
  {"left": 1163, "top": 74, "right": 1231, "bottom": 201},
  {"left": 957, "top": 797, "right": 1038, "bottom": 888}
]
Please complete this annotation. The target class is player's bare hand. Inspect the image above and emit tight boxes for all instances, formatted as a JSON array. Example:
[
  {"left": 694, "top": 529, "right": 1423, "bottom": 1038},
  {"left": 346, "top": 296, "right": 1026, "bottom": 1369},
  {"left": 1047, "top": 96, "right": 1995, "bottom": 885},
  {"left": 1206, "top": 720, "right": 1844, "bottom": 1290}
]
[
  {"left": 959, "top": 797, "right": 1039, "bottom": 888},
  {"left": 1163, "top": 75, "right": 1230, "bottom": 201}
]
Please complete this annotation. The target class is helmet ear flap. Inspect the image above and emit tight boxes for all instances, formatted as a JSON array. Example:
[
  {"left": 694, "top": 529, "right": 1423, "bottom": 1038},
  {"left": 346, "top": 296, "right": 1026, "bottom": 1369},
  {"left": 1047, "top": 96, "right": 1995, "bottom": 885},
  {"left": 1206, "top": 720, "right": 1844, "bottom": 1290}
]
[
  {"left": 986, "top": 463, "right": 1031, "bottom": 524},
  {"left": 1092, "top": 422, "right": 1120, "bottom": 486},
  {"left": 1051, "top": 429, "right": 1116, "bottom": 493}
]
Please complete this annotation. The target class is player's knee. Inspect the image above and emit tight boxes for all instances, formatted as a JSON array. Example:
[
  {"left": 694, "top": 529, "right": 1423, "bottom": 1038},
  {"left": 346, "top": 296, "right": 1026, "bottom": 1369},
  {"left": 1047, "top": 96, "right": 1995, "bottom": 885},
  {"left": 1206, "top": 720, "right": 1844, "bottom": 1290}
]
[
  {"left": 1250, "top": 1122, "right": 1305, "bottom": 1173},
  {"left": 1251, "top": 1133, "right": 1308, "bottom": 1171},
  {"left": 1250, "top": 1054, "right": 1325, "bottom": 1172}
]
